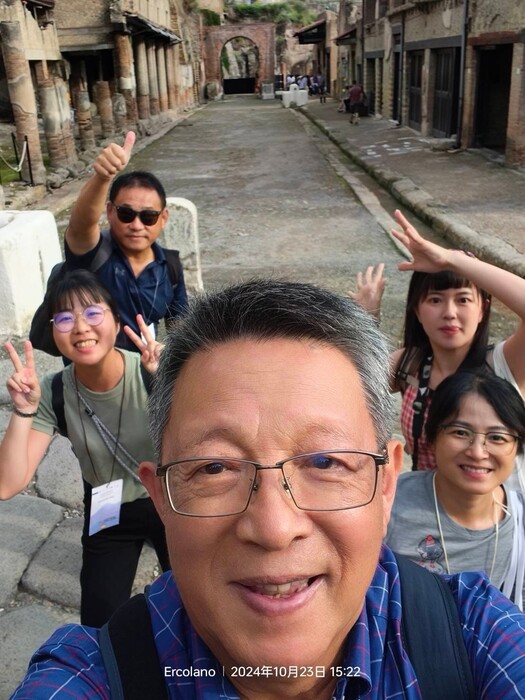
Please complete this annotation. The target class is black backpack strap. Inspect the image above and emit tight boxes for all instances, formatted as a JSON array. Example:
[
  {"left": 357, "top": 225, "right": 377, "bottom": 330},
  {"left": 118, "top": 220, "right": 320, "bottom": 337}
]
[
  {"left": 99, "top": 592, "right": 168, "bottom": 700},
  {"left": 162, "top": 248, "right": 181, "bottom": 288},
  {"left": 410, "top": 354, "right": 432, "bottom": 471},
  {"left": 51, "top": 371, "right": 67, "bottom": 438},
  {"left": 90, "top": 230, "right": 113, "bottom": 272},
  {"left": 395, "top": 553, "right": 475, "bottom": 700}
]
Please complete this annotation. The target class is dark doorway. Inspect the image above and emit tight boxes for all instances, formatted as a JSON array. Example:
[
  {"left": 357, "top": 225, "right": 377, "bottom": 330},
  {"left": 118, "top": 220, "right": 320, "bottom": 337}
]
[
  {"left": 393, "top": 50, "right": 400, "bottom": 122},
  {"left": 408, "top": 51, "right": 423, "bottom": 130},
  {"left": 474, "top": 44, "right": 512, "bottom": 152},
  {"left": 432, "top": 48, "right": 459, "bottom": 137},
  {"left": 223, "top": 78, "right": 256, "bottom": 94},
  {"left": 367, "top": 58, "right": 376, "bottom": 115}
]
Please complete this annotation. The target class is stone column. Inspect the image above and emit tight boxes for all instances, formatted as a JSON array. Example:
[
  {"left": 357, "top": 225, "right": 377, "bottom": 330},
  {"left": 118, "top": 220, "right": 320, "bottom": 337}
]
[
  {"left": 95, "top": 80, "right": 115, "bottom": 138},
  {"left": 0, "top": 21, "right": 46, "bottom": 184},
  {"left": 461, "top": 45, "right": 476, "bottom": 148},
  {"left": 147, "top": 41, "right": 160, "bottom": 116},
  {"left": 74, "top": 88, "right": 96, "bottom": 150},
  {"left": 134, "top": 38, "right": 150, "bottom": 120},
  {"left": 166, "top": 44, "right": 177, "bottom": 110},
  {"left": 506, "top": 42, "right": 525, "bottom": 167},
  {"left": 157, "top": 44, "right": 169, "bottom": 113},
  {"left": 420, "top": 48, "right": 432, "bottom": 137},
  {"left": 38, "top": 76, "right": 77, "bottom": 168},
  {"left": 115, "top": 33, "right": 138, "bottom": 126}
]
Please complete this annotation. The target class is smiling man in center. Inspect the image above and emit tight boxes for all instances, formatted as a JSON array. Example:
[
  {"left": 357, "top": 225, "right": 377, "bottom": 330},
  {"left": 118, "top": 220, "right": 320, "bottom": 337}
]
[{"left": 11, "top": 280, "right": 525, "bottom": 699}]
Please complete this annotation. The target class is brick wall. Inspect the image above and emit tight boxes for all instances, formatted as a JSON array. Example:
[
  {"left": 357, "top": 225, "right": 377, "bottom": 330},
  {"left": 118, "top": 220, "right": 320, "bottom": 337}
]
[{"left": 204, "top": 22, "right": 276, "bottom": 83}]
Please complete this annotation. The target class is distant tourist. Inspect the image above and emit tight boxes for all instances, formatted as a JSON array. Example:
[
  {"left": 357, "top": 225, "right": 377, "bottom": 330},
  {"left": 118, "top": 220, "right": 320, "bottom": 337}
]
[{"left": 348, "top": 81, "right": 365, "bottom": 124}]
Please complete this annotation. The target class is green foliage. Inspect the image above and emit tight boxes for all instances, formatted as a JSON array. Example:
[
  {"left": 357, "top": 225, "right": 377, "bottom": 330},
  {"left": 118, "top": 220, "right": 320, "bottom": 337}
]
[
  {"left": 228, "top": 1, "right": 316, "bottom": 27},
  {"left": 0, "top": 164, "right": 21, "bottom": 185},
  {"left": 201, "top": 9, "right": 221, "bottom": 26}
]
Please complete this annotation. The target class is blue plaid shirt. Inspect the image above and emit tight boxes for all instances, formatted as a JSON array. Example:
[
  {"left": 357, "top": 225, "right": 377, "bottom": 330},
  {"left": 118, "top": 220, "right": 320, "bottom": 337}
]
[{"left": 10, "top": 546, "right": 525, "bottom": 699}]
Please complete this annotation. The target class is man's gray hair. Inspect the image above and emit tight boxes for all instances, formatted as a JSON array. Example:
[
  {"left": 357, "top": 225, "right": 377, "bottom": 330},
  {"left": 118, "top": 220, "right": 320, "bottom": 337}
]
[{"left": 150, "top": 279, "right": 394, "bottom": 456}]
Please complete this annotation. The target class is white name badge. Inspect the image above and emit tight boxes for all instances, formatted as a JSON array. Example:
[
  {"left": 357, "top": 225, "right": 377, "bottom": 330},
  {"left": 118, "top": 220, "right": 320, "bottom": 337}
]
[
  {"left": 141, "top": 323, "right": 156, "bottom": 343},
  {"left": 89, "top": 479, "right": 123, "bottom": 536}
]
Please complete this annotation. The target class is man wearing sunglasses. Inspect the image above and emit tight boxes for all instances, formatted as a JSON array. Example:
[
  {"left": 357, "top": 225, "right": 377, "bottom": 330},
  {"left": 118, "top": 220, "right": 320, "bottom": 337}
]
[{"left": 65, "top": 131, "right": 188, "bottom": 352}]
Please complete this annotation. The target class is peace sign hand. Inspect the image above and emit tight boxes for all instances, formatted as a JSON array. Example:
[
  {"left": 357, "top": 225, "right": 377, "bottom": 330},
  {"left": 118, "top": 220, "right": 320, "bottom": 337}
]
[
  {"left": 4, "top": 340, "right": 41, "bottom": 412},
  {"left": 123, "top": 315, "right": 164, "bottom": 374}
]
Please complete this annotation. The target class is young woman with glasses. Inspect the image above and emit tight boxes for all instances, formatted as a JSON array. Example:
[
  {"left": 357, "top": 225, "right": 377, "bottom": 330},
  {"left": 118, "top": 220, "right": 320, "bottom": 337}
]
[
  {"left": 350, "top": 210, "right": 525, "bottom": 489},
  {"left": 0, "top": 269, "right": 170, "bottom": 626},
  {"left": 385, "top": 370, "right": 525, "bottom": 610}
]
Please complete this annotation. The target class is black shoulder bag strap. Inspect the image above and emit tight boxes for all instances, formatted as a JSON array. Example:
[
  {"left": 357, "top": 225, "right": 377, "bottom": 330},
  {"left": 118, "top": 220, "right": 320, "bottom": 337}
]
[
  {"left": 395, "top": 553, "right": 475, "bottom": 700},
  {"left": 411, "top": 354, "right": 432, "bottom": 471},
  {"left": 51, "top": 371, "right": 67, "bottom": 438},
  {"left": 99, "top": 592, "right": 168, "bottom": 700},
  {"left": 162, "top": 248, "right": 181, "bottom": 289}
]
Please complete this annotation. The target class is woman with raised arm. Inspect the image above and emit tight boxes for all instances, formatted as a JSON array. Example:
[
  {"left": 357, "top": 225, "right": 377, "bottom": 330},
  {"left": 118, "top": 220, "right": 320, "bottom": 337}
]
[
  {"left": 0, "top": 269, "right": 169, "bottom": 626},
  {"left": 350, "top": 210, "right": 525, "bottom": 488},
  {"left": 386, "top": 370, "right": 525, "bottom": 610}
]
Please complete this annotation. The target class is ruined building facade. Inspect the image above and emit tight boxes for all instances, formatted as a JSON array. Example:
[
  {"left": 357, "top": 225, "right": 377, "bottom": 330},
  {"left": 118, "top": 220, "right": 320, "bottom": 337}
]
[
  {"left": 0, "top": 0, "right": 206, "bottom": 185},
  {"left": 360, "top": 0, "right": 525, "bottom": 166}
]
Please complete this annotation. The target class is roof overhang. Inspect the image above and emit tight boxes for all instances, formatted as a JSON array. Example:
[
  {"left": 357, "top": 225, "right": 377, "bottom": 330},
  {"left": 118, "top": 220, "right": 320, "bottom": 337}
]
[
  {"left": 27, "top": 0, "right": 55, "bottom": 8},
  {"left": 335, "top": 27, "right": 357, "bottom": 45},
  {"left": 294, "top": 19, "right": 326, "bottom": 45},
  {"left": 118, "top": 13, "right": 181, "bottom": 44}
]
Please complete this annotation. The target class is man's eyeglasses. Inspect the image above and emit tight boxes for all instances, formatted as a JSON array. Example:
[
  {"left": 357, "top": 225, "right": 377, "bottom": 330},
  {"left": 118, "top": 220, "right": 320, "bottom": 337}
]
[
  {"left": 112, "top": 204, "right": 163, "bottom": 226},
  {"left": 51, "top": 305, "right": 109, "bottom": 333},
  {"left": 156, "top": 449, "right": 389, "bottom": 517},
  {"left": 440, "top": 423, "right": 519, "bottom": 456}
]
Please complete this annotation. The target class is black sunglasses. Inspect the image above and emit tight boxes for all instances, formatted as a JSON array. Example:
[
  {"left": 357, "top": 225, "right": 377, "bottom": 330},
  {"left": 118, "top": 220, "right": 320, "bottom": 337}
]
[{"left": 113, "top": 204, "right": 163, "bottom": 226}]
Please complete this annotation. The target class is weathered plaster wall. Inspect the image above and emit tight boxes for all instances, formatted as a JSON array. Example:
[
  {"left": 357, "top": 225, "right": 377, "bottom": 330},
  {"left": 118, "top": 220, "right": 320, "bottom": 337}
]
[
  {"left": 0, "top": 2, "right": 61, "bottom": 60},
  {"left": 471, "top": 0, "right": 525, "bottom": 35}
]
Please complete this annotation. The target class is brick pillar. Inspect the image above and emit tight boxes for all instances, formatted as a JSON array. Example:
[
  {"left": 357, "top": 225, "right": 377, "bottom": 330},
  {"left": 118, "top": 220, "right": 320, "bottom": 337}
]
[
  {"left": 95, "top": 81, "right": 115, "bottom": 138},
  {"left": 0, "top": 21, "right": 45, "bottom": 184},
  {"left": 39, "top": 76, "right": 77, "bottom": 168},
  {"left": 506, "top": 42, "right": 525, "bottom": 167},
  {"left": 147, "top": 41, "right": 160, "bottom": 116},
  {"left": 115, "top": 33, "right": 138, "bottom": 127},
  {"left": 157, "top": 44, "right": 169, "bottom": 113},
  {"left": 166, "top": 44, "right": 177, "bottom": 110},
  {"left": 134, "top": 38, "right": 150, "bottom": 120}
]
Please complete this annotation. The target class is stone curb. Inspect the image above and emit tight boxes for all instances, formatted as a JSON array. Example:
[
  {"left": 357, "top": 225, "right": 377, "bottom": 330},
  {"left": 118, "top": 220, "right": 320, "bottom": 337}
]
[{"left": 299, "top": 107, "right": 525, "bottom": 277}]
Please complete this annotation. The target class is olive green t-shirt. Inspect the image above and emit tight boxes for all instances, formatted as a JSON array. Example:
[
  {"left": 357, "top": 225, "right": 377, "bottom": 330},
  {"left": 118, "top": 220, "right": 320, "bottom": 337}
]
[{"left": 33, "top": 349, "right": 154, "bottom": 504}]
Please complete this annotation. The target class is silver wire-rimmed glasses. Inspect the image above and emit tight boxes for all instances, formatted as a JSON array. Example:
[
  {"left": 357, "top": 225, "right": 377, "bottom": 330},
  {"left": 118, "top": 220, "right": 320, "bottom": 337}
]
[
  {"left": 440, "top": 423, "right": 519, "bottom": 456},
  {"left": 156, "top": 449, "right": 389, "bottom": 517}
]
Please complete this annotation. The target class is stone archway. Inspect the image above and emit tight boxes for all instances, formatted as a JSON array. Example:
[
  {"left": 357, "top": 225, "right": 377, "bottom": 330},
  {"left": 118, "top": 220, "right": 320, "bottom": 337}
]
[
  {"left": 204, "top": 22, "right": 275, "bottom": 93},
  {"left": 221, "top": 36, "right": 259, "bottom": 94}
]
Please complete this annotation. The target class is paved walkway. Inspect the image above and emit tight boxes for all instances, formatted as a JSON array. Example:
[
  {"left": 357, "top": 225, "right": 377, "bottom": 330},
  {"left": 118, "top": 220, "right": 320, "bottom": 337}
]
[
  {"left": 1, "top": 97, "right": 525, "bottom": 699},
  {"left": 303, "top": 98, "right": 525, "bottom": 276}
]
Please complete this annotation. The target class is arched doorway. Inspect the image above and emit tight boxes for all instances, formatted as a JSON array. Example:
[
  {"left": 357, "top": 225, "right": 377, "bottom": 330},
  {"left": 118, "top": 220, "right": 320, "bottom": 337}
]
[
  {"left": 222, "top": 37, "right": 259, "bottom": 94},
  {"left": 204, "top": 22, "right": 275, "bottom": 97}
]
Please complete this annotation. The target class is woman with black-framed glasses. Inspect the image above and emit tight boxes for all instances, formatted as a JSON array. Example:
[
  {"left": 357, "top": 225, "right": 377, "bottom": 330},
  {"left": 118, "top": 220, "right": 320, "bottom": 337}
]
[
  {"left": 386, "top": 370, "right": 525, "bottom": 609},
  {"left": 0, "top": 269, "right": 170, "bottom": 626}
]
